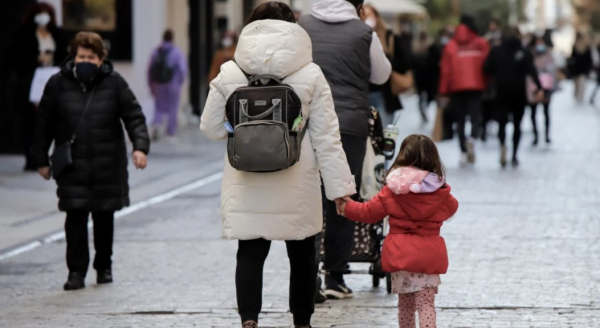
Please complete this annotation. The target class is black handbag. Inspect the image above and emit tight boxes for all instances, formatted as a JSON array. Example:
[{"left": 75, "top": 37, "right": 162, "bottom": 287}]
[
  {"left": 368, "top": 107, "right": 385, "bottom": 155},
  {"left": 50, "top": 89, "right": 95, "bottom": 179}
]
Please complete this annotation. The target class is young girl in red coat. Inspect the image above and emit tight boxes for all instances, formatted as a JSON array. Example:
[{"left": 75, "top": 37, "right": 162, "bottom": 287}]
[{"left": 339, "top": 134, "right": 459, "bottom": 328}]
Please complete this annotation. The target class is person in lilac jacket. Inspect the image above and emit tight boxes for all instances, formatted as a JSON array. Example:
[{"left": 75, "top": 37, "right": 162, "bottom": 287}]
[{"left": 148, "top": 30, "right": 187, "bottom": 139}]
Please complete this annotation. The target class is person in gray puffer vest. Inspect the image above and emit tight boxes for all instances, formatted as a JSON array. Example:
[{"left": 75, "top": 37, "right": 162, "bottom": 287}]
[{"left": 299, "top": 0, "right": 391, "bottom": 301}]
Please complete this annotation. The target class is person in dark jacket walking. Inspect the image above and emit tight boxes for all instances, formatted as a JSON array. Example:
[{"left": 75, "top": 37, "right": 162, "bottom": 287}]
[
  {"left": 484, "top": 28, "right": 542, "bottom": 167},
  {"left": 363, "top": 4, "right": 404, "bottom": 126},
  {"left": 569, "top": 33, "right": 593, "bottom": 103},
  {"left": 298, "top": 0, "right": 391, "bottom": 300},
  {"left": 590, "top": 35, "right": 600, "bottom": 105},
  {"left": 32, "top": 32, "right": 150, "bottom": 291},
  {"left": 9, "top": 2, "right": 68, "bottom": 171},
  {"left": 413, "top": 32, "right": 434, "bottom": 123},
  {"left": 414, "top": 30, "right": 445, "bottom": 124},
  {"left": 481, "top": 19, "right": 503, "bottom": 142}
]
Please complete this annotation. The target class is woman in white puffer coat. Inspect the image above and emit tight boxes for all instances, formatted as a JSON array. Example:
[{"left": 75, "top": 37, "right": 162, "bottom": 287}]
[{"left": 200, "top": 3, "right": 355, "bottom": 328}]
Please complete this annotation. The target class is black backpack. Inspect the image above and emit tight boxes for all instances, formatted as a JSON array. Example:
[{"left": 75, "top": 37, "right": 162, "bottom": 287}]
[
  {"left": 150, "top": 48, "right": 174, "bottom": 84},
  {"left": 225, "top": 64, "right": 308, "bottom": 173}
]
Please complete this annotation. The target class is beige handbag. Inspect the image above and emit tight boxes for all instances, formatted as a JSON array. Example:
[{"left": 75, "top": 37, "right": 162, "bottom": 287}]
[
  {"left": 432, "top": 106, "right": 444, "bottom": 142},
  {"left": 390, "top": 70, "right": 414, "bottom": 96}
]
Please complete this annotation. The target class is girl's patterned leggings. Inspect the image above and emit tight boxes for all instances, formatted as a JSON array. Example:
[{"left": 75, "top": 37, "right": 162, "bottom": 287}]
[{"left": 397, "top": 288, "right": 437, "bottom": 328}]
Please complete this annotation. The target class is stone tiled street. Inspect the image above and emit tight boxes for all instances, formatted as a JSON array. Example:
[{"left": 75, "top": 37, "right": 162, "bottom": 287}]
[{"left": 1, "top": 83, "right": 599, "bottom": 327}]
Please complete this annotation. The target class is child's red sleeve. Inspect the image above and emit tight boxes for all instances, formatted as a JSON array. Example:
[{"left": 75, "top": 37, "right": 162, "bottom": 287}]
[
  {"left": 345, "top": 192, "right": 389, "bottom": 224},
  {"left": 447, "top": 194, "right": 459, "bottom": 217}
]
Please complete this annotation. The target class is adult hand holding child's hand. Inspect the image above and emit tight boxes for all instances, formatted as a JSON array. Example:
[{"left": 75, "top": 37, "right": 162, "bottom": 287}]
[{"left": 334, "top": 196, "right": 353, "bottom": 217}]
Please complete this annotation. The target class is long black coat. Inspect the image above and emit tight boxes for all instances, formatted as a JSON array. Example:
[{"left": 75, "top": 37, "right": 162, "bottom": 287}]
[
  {"left": 31, "top": 60, "right": 150, "bottom": 212},
  {"left": 569, "top": 46, "right": 593, "bottom": 77},
  {"left": 368, "top": 31, "right": 407, "bottom": 114},
  {"left": 9, "top": 23, "right": 69, "bottom": 79},
  {"left": 484, "top": 39, "right": 541, "bottom": 106}
]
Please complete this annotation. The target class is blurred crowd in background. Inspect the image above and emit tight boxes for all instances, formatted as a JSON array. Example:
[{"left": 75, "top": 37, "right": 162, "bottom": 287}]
[{"left": 3, "top": 0, "right": 600, "bottom": 170}]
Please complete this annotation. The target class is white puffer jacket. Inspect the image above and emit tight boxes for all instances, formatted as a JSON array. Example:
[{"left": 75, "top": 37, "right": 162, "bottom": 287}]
[{"left": 201, "top": 20, "right": 356, "bottom": 241}]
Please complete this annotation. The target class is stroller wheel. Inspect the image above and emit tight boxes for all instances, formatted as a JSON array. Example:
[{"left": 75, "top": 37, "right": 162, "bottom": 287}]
[{"left": 386, "top": 273, "right": 392, "bottom": 294}]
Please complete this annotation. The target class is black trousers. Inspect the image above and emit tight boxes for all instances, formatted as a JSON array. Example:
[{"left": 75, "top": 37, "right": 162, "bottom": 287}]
[
  {"left": 481, "top": 100, "right": 494, "bottom": 140},
  {"left": 592, "top": 80, "right": 600, "bottom": 102},
  {"left": 417, "top": 85, "right": 435, "bottom": 120},
  {"left": 322, "top": 134, "right": 367, "bottom": 276},
  {"left": 236, "top": 236, "right": 317, "bottom": 325},
  {"left": 65, "top": 210, "right": 114, "bottom": 276},
  {"left": 497, "top": 103, "right": 525, "bottom": 159},
  {"left": 22, "top": 103, "right": 36, "bottom": 169},
  {"left": 529, "top": 102, "right": 550, "bottom": 140},
  {"left": 450, "top": 91, "right": 482, "bottom": 152}
]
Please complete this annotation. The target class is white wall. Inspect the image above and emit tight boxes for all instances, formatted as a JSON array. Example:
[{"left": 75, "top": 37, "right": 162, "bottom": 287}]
[
  {"left": 227, "top": 0, "right": 244, "bottom": 31},
  {"left": 166, "top": 0, "right": 191, "bottom": 126},
  {"left": 114, "top": 0, "right": 167, "bottom": 123},
  {"left": 40, "top": 0, "right": 168, "bottom": 123},
  {"left": 524, "top": 0, "right": 575, "bottom": 56}
]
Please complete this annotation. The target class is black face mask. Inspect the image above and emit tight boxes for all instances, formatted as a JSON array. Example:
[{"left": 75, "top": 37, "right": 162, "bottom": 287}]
[{"left": 75, "top": 62, "right": 99, "bottom": 82}]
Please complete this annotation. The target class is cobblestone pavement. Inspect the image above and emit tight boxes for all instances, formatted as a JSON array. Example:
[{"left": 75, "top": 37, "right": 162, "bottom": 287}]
[
  {"left": 0, "top": 83, "right": 599, "bottom": 327},
  {"left": 0, "top": 126, "right": 225, "bottom": 251}
]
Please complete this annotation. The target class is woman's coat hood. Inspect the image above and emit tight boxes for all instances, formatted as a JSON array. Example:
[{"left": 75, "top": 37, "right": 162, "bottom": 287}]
[{"left": 235, "top": 20, "right": 313, "bottom": 78}]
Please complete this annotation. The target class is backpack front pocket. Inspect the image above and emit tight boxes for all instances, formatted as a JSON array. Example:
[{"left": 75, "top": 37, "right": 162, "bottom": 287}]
[{"left": 228, "top": 121, "right": 291, "bottom": 172}]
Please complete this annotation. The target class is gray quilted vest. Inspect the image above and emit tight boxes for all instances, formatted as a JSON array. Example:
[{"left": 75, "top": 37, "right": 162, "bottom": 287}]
[{"left": 299, "top": 15, "right": 372, "bottom": 137}]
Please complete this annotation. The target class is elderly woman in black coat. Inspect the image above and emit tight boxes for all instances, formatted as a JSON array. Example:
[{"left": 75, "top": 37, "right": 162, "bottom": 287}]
[{"left": 32, "top": 32, "right": 150, "bottom": 291}]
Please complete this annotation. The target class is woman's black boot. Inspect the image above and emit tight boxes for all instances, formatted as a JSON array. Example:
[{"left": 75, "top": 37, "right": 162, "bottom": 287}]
[{"left": 63, "top": 272, "right": 85, "bottom": 291}]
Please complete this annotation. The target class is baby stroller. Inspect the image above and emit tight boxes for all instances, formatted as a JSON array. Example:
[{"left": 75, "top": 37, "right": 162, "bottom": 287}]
[{"left": 319, "top": 109, "right": 399, "bottom": 293}]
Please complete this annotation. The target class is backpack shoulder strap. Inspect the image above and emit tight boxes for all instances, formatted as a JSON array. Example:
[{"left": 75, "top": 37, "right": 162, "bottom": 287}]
[
  {"left": 232, "top": 60, "right": 288, "bottom": 85},
  {"left": 232, "top": 59, "right": 251, "bottom": 81}
]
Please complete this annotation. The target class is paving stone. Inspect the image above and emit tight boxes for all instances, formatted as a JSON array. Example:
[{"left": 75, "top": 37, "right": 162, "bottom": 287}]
[{"left": 0, "top": 83, "right": 599, "bottom": 327}]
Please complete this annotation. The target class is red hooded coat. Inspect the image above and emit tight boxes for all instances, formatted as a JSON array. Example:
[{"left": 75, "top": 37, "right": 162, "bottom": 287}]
[
  {"left": 439, "top": 24, "right": 490, "bottom": 95},
  {"left": 345, "top": 185, "right": 459, "bottom": 274}
]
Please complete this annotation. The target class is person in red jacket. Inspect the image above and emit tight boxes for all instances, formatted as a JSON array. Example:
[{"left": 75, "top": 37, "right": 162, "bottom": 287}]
[
  {"left": 439, "top": 15, "right": 489, "bottom": 164},
  {"left": 338, "top": 134, "right": 459, "bottom": 328}
]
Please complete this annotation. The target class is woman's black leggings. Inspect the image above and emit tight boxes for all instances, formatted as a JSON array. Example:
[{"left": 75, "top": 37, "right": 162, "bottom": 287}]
[
  {"left": 529, "top": 102, "right": 550, "bottom": 139},
  {"left": 498, "top": 103, "right": 525, "bottom": 159},
  {"left": 236, "top": 236, "right": 317, "bottom": 326}
]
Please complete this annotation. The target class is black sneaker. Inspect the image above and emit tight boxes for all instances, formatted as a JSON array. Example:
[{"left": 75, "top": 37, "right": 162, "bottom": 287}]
[
  {"left": 97, "top": 269, "right": 113, "bottom": 284},
  {"left": 63, "top": 272, "right": 85, "bottom": 291},
  {"left": 324, "top": 278, "right": 353, "bottom": 299},
  {"left": 314, "top": 276, "right": 327, "bottom": 304}
]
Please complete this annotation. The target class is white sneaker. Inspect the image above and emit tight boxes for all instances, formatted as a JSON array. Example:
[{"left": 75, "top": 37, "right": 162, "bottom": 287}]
[
  {"left": 460, "top": 153, "right": 469, "bottom": 165},
  {"left": 466, "top": 140, "right": 476, "bottom": 164}
]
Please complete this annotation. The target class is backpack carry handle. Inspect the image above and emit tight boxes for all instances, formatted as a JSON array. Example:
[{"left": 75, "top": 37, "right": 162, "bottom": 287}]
[
  {"left": 248, "top": 74, "right": 282, "bottom": 86},
  {"left": 240, "top": 99, "right": 282, "bottom": 121}
]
